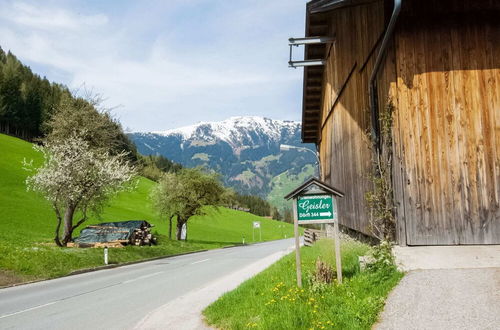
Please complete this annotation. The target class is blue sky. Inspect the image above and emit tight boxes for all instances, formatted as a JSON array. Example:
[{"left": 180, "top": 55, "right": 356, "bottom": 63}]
[{"left": 0, "top": 0, "right": 308, "bottom": 131}]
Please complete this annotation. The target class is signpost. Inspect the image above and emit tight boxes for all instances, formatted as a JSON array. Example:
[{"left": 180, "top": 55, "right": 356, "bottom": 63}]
[
  {"left": 285, "top": 178, "right": 344, "bottom": 287},
  {"left": 297, "top": 195, "right": 336, "bottom": 223}
]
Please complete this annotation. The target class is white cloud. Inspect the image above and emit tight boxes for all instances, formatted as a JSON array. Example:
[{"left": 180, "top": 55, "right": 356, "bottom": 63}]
[
  {"left": 1, "top": 2, "right": 108, "bottom": 31},
  {"left": 0, "top": 1, "right": 306, "bottom": 131}
]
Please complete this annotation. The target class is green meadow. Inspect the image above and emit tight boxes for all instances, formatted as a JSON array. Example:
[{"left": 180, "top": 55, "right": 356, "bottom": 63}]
[{"left": 0, "top": 133, "right": 297, "bottom": 285}]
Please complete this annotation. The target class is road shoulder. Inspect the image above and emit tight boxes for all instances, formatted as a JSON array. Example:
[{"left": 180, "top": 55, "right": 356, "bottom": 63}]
[{"left": 134, "top": 244, "right": 295, "bottom": 330}]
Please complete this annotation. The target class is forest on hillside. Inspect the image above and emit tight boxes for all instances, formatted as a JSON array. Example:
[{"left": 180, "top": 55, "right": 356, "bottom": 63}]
[
  {"left": 0, "top": 48, "right": 66, "bottom": 140},
  {"left": 0, "top": 47, "right": 185, "bottom": 175}
]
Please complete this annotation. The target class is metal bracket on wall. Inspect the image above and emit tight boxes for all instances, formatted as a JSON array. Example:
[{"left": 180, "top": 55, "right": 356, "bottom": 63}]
[{"left": 288, "top": 36, "right": 335, "bottom": 68}]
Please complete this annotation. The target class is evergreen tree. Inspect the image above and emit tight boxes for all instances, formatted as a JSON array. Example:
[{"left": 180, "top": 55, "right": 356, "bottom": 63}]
[{"left": 0, "top": 52, "right": 23, "bottom": 135}]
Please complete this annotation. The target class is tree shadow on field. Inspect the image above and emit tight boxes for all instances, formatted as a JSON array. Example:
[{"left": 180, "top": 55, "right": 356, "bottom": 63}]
[{"left": 186, "top": 239, "right": 242, "bottom": 247}]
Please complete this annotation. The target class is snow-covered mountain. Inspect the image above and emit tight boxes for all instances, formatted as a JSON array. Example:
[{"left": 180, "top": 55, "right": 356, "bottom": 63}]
[
  {"left": 128, "top": 116, "right": 316, "bottom": 200},
  {"left": 153, "top": 116, "right": 298, "bottom": 146}
]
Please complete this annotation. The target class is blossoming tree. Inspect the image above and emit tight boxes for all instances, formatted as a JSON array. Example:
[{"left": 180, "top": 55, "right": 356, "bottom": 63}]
[{"left": 26, "top": 136, "right": 136, "bottom": 246}]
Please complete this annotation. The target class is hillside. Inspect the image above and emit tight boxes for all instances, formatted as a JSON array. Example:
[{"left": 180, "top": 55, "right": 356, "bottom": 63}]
[
  {"left": 128, "top": 116, "right": 317, "bottom": 202},
  {"left": 0, "top": 133, "right": 296, "bottom": 285}
]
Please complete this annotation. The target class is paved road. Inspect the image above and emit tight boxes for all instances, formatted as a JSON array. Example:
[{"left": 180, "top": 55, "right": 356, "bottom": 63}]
[{"left": 0, "top": 239, "right": 295, "bottom": 330}]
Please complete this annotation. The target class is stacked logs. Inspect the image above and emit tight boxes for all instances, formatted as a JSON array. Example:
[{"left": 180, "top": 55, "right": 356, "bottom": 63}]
[{"left": 130, "top": 224, "right": 157, "bottom": 246}]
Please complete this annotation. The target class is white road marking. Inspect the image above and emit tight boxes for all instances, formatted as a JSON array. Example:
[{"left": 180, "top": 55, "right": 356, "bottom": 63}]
[
  {"left": 122, "top": 271, "right": 164, "bottom": 284},
  {"left": 0, "top": 301, "right": 57, "bottom": 319},
  {"left": 191, "top": 259, "right": 210, "bottom": 265}
]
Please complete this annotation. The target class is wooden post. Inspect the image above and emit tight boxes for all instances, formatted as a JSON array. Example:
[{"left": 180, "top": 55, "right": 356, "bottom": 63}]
[
  {"left": 334, "top": 219, "right": 342, "bottom": 284},
  {"left": 292, "top": 198, "right": 302, "bottom": 287}
]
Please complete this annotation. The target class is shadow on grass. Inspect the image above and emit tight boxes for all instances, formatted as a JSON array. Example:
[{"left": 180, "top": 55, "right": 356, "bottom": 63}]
[{"left": 184, "top": 239, "right": 242, "bottom": 246}]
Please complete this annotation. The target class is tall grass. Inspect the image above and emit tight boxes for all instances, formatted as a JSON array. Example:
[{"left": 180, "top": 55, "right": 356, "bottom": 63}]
[{"left": 204, "top": 239, "right": 403, "bottom": 329}]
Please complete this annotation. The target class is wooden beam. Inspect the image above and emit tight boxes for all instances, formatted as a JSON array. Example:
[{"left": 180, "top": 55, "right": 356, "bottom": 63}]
[
  {"left": 321, "top": 62, "right": 357, "bottom": 131},
  {"left": 306, "top": 86, "right": 322, "bottom": 92}
]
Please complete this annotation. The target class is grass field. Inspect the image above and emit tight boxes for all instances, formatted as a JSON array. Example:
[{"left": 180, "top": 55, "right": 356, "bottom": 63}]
[
  {"left": 204, "top": 239, "right": 403, "bottom": 330},
  {"left": 0, "top": 133, "right": 297, "bottom": 285}
]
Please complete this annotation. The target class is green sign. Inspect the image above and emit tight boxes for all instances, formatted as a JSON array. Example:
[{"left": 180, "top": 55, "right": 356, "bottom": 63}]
[{"left": 297, "top": 195, "right": 335, "bottom": 222}]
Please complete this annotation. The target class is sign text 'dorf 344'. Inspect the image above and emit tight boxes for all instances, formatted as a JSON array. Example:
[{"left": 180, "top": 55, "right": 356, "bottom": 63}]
[{"left": 297, "top": 195, "right": 336, "bottom": 223}]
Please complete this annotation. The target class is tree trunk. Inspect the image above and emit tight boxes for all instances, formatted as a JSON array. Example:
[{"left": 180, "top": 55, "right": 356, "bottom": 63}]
[
  {"left": 176, "top": 218, "right": 183, "bottom": 240},
  {"left": 168, "top": 215, "right": 173, "bottom": 239},
  {"left": 61, "top": 204, "right": 76, "bottom": 245},
  {"left": 54, "top": 209, "right": 63, "bottom": 247}
]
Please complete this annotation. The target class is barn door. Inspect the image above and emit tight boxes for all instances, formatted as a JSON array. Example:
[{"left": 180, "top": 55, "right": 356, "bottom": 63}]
[{"left": 395, "top": 19, "right": 500, "bottom": 245}]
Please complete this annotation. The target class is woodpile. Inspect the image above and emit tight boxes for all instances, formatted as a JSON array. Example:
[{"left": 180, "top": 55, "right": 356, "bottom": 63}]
[
  {"left": 71, "top": 220, "right": 158, "bottom": 248},
  {"left": 67, "top": 241, "right": 127, "bottom": 248},
  {"left": 130, "top": 223, "right": 157, "bottom": 246}
]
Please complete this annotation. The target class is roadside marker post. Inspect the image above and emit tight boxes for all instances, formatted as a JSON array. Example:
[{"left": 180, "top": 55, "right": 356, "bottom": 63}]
[
  {"left": 253, "top": 221, "right": 261, "bottom": 242},
  {"left": 104, "top": 246, "right": 109, "bottom": 265},
  {"left": 285, "top": 178, "right": 345, "bottom": 286}
]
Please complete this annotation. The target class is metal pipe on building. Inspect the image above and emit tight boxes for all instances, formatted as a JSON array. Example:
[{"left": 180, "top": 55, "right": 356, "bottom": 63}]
[{"left": 369, "top": 0, "right": 402, "bottom": 153}]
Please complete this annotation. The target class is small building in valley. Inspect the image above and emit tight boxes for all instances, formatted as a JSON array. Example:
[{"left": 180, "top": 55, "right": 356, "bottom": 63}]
[{"left": 297, "top": 0, "right": 499, "bottom": 245}]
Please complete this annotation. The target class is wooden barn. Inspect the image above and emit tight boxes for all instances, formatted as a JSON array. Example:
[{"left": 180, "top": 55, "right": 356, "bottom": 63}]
[{"left": 295, "top": 0, "right": 500, "bottom": 245}]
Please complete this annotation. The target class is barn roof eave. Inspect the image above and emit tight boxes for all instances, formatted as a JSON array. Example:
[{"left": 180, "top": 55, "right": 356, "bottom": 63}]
[
  {"left": 284, "top": 177, "right": 345, "bottom": 200},
  {"left": 301, "top": 0, "right": 379, "bottom": 144}
]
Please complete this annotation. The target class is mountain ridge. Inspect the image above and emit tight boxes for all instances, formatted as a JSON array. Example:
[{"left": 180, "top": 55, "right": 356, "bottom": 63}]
[
  {"left": 128, "top": 116, "right": 316, "bottom": 204},
  {"left": 150, "top": 116, "right": 299, "bottom": 142}
]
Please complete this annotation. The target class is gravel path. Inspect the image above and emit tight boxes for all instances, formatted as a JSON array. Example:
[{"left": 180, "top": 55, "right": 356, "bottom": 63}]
[{"left": 375, "top": 268, "right": 500, "bottom": 330}]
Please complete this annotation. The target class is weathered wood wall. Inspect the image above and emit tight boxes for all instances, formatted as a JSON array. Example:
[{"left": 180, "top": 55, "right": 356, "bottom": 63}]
[
  {"left": 392, "top": 1, "right": 500, "bottom": 244},
  {"left": 319, "top": 1, "right": 386, "bottom": 236},
  {"left": 317, "top": 0, "right": 500, "bottom": 244}
]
